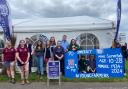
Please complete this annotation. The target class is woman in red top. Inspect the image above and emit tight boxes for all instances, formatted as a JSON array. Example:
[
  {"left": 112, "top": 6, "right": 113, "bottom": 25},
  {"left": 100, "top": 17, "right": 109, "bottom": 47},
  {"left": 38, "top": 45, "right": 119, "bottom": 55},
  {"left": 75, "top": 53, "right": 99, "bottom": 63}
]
[
  {"left": 16, "top": 40, "right": 30, "bottom": 85},
  {"left": 2, "top": 41, "right": 16, "bottom": 84}
]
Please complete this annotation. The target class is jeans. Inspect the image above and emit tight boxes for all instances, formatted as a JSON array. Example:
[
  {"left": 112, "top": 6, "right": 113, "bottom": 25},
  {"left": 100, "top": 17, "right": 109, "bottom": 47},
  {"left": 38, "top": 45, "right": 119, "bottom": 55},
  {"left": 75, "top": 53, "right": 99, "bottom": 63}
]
[{"left": 35, "top": 56, "right": 44, "bottom": 75}]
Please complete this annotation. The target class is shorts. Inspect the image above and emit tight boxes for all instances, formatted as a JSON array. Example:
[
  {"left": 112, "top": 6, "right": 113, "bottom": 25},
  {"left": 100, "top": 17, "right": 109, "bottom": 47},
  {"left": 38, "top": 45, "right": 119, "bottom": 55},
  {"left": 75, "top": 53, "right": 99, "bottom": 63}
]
[{"left": 4, "top": 61, "right": 14, "bottom": 68}]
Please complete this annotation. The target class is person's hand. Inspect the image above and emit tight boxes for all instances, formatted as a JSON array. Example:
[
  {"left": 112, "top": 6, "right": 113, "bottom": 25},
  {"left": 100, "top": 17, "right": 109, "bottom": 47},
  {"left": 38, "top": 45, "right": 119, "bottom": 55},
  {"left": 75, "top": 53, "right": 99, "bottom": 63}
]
[
  {"left": 72, "top": 48, "right": 76, "bottom": 51},
  {"left": 65, "top": 49, "right": 68, "bottom": 52},
  {"left": 25, "top": 61, "right": 28, "bottom": 64},
  {"left": 21, "top": 61, "right": 25, "bottom": 64},
  {"left": 58, "top": 57, "right": 62, "bottom": 60},
  {"left": 91, "top": 69, "right": 95, "bottom": 73}
]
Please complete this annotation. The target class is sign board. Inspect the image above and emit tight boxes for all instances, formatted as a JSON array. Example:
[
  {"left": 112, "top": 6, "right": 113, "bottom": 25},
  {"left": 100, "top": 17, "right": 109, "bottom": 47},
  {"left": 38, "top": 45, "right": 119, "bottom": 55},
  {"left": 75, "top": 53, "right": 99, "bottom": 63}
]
[
  {"left": 65, "top": 48, "right": 124, "bottom": 78},
  {"left": 47, "top": 61, "right": 60, "bottom": 79}
]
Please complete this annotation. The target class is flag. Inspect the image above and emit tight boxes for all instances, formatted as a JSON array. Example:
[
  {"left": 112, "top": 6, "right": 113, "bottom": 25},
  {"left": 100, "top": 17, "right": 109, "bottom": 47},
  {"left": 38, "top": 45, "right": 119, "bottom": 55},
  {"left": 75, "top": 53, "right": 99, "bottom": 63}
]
[
  {"left": 115, "top": 0, "right": 121, "bottom": 40},
  {"left": 0, "top": 0, "right": 12, "bottom": 40}
]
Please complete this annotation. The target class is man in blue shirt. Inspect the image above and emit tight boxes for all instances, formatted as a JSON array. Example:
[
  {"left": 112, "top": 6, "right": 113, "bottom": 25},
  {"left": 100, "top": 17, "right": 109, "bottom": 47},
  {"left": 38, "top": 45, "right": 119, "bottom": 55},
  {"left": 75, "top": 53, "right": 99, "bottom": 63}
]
[{"left": 61, "top": 35, "right": 69, "bottom": 52}]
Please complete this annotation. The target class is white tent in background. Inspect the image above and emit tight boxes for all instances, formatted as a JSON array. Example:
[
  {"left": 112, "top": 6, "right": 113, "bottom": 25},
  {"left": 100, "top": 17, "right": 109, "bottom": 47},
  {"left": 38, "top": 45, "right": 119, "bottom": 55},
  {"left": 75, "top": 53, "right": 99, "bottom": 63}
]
[{"left": 1, "top": 16, "right": 115, "bottom": 49}]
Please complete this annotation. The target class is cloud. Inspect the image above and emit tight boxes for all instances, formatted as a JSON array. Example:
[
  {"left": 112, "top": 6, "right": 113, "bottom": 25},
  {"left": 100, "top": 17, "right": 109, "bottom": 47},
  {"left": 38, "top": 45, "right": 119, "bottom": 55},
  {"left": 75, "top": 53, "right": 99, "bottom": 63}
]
[
  {"left": 9, "top": 0, "right": 113, "bottom": 18},
  {"left": 8, "top": 0, "right": 128, "bottom": 31}
]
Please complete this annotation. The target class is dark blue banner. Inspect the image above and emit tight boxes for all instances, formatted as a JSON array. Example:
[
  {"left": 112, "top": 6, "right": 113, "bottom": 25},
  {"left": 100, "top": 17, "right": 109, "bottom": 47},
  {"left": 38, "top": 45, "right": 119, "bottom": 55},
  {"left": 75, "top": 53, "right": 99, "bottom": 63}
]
[
  {"left": 65, "top": 48, "right": 124, "bottom": 78},
  {"left": 0, "top": 0, "right": 12, "bottom": 40},
  {"left": 115, "top": 0, "right": 121, "bottom": 40}
]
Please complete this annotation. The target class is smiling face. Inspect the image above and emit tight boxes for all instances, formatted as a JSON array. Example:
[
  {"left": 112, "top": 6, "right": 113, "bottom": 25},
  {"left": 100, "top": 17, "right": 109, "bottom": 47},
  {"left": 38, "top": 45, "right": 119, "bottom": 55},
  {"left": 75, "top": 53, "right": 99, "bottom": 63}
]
[
  {"left": 57, "top": 41, "right": 61, "bottom": 47},
  {"left": 62, "top": 35, "right": 67, "bottom": 41},
  {"left": 19, "top": 40, "right": 26, "bottom": 47},
  {"left": 71, "top": 39, "right": 76, "bottom": 45},
  {"left": 6, "top": 41, "right": 12, "bottom": 48},
  {"left": 37, "top": 40, "right": 42, "bottom": 45},
  {"left": 50, "top": 37, "right": 55, "bottom": 42},
  {"left": 90, "top": 55, "right": 95, "bottom": 61}
]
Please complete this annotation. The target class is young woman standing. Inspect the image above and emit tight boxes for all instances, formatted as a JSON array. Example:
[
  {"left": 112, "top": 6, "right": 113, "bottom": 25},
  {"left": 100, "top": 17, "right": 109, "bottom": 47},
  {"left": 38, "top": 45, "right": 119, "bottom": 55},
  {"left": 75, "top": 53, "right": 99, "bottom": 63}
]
[
  {"left": 2, "top": 41, "right": 16, "bottom": 84},
  {"left": 69, "top": 39, "right": 80, "bottom": 51},
  {"left": 49, "top": 36, "right": 56, "bottom": 49},
  {"left": 16, "top": 40, "right": 30, "bottom": 85},
  {"left": 34, "top": 40, "right": 45, "bottom": 79}
]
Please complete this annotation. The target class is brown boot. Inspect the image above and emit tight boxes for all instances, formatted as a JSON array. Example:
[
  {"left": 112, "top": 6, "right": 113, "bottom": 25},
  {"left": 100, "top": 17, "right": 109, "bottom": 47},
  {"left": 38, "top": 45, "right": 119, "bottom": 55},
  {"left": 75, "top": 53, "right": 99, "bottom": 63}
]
[
  {"left": 25, "top": 79, "right": 30, "bottom": 84},
  {"left": 21, "top": 80, "right": 25, "bottom": 85}
]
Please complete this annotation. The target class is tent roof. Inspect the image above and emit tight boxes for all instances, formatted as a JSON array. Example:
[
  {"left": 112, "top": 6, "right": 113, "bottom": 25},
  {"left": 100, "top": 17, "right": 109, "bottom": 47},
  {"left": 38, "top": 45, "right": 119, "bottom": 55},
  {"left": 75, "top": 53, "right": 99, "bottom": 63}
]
[{"left": 12, "top": 16, "right": 114, "bottom": 32}]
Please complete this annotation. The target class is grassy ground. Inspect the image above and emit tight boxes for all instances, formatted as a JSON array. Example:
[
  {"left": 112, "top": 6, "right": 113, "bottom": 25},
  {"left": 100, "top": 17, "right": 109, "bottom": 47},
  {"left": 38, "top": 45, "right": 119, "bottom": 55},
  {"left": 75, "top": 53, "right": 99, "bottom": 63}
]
[{"left": 0, "top": 60, "right": 128, "bottom": 82}]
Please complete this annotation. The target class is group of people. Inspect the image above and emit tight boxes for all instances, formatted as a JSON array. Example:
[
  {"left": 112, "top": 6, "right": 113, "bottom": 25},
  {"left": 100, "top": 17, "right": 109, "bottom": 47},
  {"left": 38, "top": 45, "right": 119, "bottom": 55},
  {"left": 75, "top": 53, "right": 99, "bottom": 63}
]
[
  {"left": 2, "top": 35, "right": 128, "bottom": 84},
  {"left": 2, "top": 35, "right": 80, "bottom": 84},
  {"left": 2, "top": 40, "right": 30, "bottom": 84}
]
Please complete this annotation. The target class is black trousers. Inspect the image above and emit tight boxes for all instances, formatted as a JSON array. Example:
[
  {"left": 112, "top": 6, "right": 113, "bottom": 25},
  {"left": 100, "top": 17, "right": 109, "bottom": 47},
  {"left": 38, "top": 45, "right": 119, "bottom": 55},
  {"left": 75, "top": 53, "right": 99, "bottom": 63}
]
[
  {"left": 29, "top": 55, "right": 32, "bottom": 73},
  {"left": 54, "top": 57, "right": 64, "bottom": 75}
]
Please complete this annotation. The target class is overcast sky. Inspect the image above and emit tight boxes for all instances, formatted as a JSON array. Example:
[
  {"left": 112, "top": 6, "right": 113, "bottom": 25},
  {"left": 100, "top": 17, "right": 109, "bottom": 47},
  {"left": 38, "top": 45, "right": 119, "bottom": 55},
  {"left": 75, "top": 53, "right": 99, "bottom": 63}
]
[{"left": 9, "top": 0, "right": 128, "bottom": 32}]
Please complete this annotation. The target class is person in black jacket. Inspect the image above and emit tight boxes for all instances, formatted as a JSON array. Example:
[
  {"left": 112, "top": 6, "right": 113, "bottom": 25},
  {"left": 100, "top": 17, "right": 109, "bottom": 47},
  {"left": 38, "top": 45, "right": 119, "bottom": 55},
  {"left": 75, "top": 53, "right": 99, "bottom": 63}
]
[
  {"left": 25, "top": 38, "right": 32, "bottom": 73},
  {"left": 54, "top": 41, "right": 65, "bottom": 75},
  {"left": 121, "top": 43, "right": 128, "bottom": 59}
]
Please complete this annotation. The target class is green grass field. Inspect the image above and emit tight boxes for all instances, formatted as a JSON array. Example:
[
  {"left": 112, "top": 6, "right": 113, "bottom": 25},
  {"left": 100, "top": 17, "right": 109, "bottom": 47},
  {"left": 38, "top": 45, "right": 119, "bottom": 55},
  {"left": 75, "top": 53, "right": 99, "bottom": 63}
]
[{"left": 0, "top": 60, "right": 128, "bottom": 82}]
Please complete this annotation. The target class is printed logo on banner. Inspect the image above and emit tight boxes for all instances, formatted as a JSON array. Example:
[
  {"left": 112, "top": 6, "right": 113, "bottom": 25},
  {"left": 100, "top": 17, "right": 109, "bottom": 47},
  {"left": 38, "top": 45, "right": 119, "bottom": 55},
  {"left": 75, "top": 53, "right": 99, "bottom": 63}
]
[
  {"left": 68, "top": 59, "right": 74, "bottom": 68},
  {"left": 68, "top": 51, "right": 75, "bottom": 56},
  {"left": 0, "top": 4, "right": 9, "bottom": 16},
  {"left": 96, "top": 49, "right": 103, "bottom": 54}
]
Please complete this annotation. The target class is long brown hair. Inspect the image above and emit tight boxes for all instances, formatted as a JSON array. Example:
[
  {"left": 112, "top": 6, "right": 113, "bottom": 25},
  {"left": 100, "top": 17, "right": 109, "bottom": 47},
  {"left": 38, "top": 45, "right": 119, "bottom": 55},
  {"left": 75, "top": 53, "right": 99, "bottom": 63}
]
[
  {"left": 35, "top": 40, "right": 44, "bottom": 49},
  {"left": 18, "top": 40, "right": 27, "bottom": 48},
  {"left": 49, "top": 36, "right": 56, "bottom": 46}
]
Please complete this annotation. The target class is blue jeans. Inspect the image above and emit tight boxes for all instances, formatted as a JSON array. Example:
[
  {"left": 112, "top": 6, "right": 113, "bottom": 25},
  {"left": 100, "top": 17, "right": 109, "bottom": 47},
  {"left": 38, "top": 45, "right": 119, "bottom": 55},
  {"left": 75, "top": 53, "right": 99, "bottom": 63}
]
[{"left": 35, "top": 56, "right": 44, "bottom": 75}]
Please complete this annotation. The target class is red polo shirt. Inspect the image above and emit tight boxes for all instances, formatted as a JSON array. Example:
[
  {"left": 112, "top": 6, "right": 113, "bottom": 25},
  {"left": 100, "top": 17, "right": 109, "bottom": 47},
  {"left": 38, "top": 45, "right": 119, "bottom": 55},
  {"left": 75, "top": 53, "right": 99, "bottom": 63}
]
[
  {"left": 17, "top": 47, "right": 29, "bottom": 62},
  {"left": 3, "top": 47, "right": 16, "bottom": 61}
]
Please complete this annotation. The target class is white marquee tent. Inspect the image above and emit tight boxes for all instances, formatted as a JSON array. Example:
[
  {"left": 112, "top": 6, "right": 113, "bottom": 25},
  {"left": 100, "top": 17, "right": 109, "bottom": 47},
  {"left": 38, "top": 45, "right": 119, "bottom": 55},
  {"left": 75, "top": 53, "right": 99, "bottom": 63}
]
[{"left": 1, "top": 16, "right": 115, "bottom": 49}]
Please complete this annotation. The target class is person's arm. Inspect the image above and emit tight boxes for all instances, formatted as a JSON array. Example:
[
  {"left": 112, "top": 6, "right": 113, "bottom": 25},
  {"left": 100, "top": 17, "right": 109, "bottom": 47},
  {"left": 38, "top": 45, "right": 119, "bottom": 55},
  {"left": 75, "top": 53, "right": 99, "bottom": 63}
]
[
  {"left": 68, "top": 45, "right": 72, "bottom": 51},
  {"left": 43, "top": 47, "right": 46, "bottom": 60},
  {"left": 76, "top": 44, "right": 80, "bottom": 50},
  {"left": 55, "top": 54, "right": 59, "bottom": 59},
  {"left": 60, "top": 55, "right": 64, "bottom": 60},
  {"left": 54, "top": 48, "right": 60, "bottom": 59},
  {"left": 1, "top": 49, "right": 5, "bottom": 62},
  {"left": 1, "top": 54, "right": 4, "bottom": 63},
  {"left": 16, "top": 52, "right": 24, "bottom": 64},
  {"left": 59, "top": 47, "right": 64, "bottom": 60},
  {"left": 25, "top": 52, "right": 30, "bottom": 64},
  {"left": 65, "top": 42, "right": 69, "bottom": 52},
  {"left": 14, "top": 49, "right": 17, "bottom": 64}
]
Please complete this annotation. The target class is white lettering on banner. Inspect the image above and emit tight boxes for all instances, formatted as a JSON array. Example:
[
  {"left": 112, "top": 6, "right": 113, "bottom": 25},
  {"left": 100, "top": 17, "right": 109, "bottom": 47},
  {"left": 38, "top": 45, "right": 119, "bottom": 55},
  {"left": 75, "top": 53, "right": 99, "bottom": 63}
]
[
  {"left": 111, "top": 69, "right": 123, "bottom": 74},
  {"left": 98, "top": 65, "right": 109, "bottom": 68},
  {"left": 109, "top": 58, "right": 123, "bottom": 64},
  {"left": 99, "top": 59, "right": 107, "bottom": 63},
  {"left": 107, "top": 53, "right": 123, "bottom": 58},
  {"left": 77, "top": 50, "right": 92, "bottom": 54},
  {"left": 115, "top": 58, "right": 123, "bottom": 63},
  {"left": 109, "top": 58, "right": 115, "bottom": 63},
  {"left": 111, "top": 64, "right": 122, "bottom": 69},
  {"left": 98, "top": 55, "right": 106, "bottom": 58},
  {"left": 75, "top": 74, "right": 109, "bottom": 78}
]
